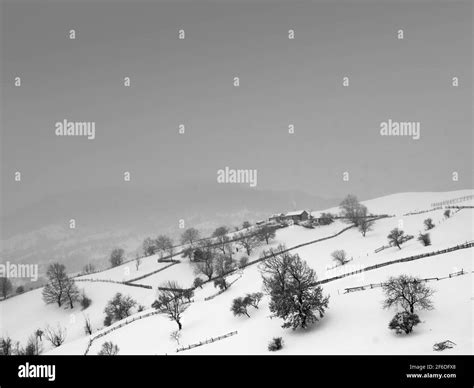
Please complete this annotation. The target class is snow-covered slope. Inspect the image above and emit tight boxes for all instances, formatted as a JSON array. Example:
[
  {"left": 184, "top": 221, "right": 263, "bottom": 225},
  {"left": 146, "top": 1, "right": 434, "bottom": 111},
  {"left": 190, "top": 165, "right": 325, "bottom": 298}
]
[{"left": 1, "top": 190, "right": 472, "bottom": 355}]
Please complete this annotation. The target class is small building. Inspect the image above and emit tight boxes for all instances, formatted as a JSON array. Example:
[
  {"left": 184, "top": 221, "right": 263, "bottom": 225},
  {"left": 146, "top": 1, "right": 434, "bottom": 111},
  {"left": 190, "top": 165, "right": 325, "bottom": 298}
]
[
  {"left": 283, "top": 210, "right": 310, "bottom": 223},
  {"left": 268, "top": 213, "right": 285, "bottom": 223}
]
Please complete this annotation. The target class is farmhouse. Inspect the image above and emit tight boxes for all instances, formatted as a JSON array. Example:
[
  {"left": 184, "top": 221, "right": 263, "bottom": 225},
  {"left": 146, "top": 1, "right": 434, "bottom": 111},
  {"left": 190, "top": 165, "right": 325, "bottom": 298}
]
[
  {"left": 269, "top": 213, "right": 285, "bottom": 223},
  {"left": 269, "top": 210, "right": 310, "bottom": 223},
  {"left": 284, "top": 210, "right": 310, "bottom": 223}
]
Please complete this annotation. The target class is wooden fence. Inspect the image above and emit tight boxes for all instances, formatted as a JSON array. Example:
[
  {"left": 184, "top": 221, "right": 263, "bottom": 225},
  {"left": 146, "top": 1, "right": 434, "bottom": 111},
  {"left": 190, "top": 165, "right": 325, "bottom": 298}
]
[
  {"left": 343, "top": 268, "right": 468, "bottom": 294},
  {"left": 204, "top": 274, "right": 242, "bottom": 301},
  {"left": 175, "top": 331, "right": 238, "bottom": 353},
  {"left": 315, "top": 241, "right": 474, "bottom": 287},
  {"left": 374, "top": 235, "right": 414, "bottom": 253},
  {"left": 197, "top": 216, "right": 389, "bottom": 288},
  {"left": 403, "top": 207, "right": 442, "bottom": 216},
  {"left": 84, "top": 309, "right": 163, "bottom": 355},
  {"left": 126, "top": 261, "right": 179, "bottom": 284},
  {"left": 431, "top": 194, "right": 474, "bottom": 208},
  {"left": 74, "top": 277, "right": 153, "bottom": 289}
]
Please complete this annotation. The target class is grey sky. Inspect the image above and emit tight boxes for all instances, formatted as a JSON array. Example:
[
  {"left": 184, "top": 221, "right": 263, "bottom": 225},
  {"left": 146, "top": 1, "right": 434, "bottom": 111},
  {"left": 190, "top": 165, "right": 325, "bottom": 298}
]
[{"left": 1, "top": 0, "right": 472, "bottom": 216}]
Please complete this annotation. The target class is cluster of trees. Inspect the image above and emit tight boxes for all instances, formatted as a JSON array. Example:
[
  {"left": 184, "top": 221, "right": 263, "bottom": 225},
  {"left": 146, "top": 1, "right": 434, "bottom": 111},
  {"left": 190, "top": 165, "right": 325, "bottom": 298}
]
[
  {"left": 152, "top": 281, "right": 193, "bottom": 330},
  {"left": 1, "top": 325, "right": 68, "bottom": 355},
  {"left": 260, "top": 245, "right": 329, "bottom": 330},
  {"left": 98, "top": 341, "right": 120, "bottom": 355},
  {"left": 142, "top": 235, "right": 174, "bottom": 259},
  {"left": 83, "top": 263, "right": 96, "bottom": 274},
  {"left": 42, "top": 263, "right": 83, "bottom": 309},
  {"left": 184, "top": 223, "right": 276, "bottom": 263},
  {"left": 416, "top": 218, "right": 436, "bottom": 247},
  {"left": 382, "top": 274, "right": 435, "bottom": 335},
  {"left": 0, "top": 277, "right": 25, "bottom": 298},
  {"left": 230, "top": 292, "right": 263, "bottom": 317},
  {"left": 191, "top": 224, "right": 276, "bottom": 284},
  {"left": 339, "top": 195, "right": 375, "bottom": 237},
  {"left": 103, "top": 293, "right": 138, "bottom": 326}
]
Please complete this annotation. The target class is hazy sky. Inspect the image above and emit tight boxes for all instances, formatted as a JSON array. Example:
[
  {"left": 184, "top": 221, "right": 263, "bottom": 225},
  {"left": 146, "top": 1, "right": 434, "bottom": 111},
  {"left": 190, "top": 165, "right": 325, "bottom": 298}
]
[{"left": 1, "top": 0, "right": 472, "bottom": 214}]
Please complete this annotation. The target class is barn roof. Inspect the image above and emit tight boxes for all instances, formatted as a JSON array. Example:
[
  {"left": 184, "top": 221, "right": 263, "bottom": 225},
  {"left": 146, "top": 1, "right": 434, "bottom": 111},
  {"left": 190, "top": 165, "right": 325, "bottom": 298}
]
[
  {"left": 285, "top": 210, "right": 307, "bottom": 216},
  {"left": 269, "top": 213, "right": 285, "bottom": 218}
]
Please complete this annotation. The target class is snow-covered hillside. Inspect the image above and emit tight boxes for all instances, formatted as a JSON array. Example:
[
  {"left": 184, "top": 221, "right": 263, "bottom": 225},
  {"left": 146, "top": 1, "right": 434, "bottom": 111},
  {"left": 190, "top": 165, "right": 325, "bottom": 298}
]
[{"left": 1, "top": 190, "right": 472, "bottom": 356}]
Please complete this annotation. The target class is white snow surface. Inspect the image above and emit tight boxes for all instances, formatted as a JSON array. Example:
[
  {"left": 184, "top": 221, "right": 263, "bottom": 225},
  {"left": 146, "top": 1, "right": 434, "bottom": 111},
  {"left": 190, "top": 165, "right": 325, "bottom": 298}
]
[{"left": 1, "top": 189, "right": 472, "bottom": 355}]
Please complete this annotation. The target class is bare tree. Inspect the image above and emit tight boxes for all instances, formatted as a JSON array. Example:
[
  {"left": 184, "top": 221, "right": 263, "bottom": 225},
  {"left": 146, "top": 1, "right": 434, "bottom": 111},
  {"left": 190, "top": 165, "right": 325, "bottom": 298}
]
[
  {"left": 180, "top": 228, "right": 200, "bottom": 246},
  {"left": 194, "top": 247, "right": 215, "bottom": 280},
  {"left": 35, "top": 329, "right": 44, "bottom": 341},
  {"left": 152, "top": 281, "right": 189, "bottom": 330},
  {"left": 64, "top": 278, "right": 80, "bottom": 308},
  {"left": 212, "top": 226, "right": 231, "bottom": 255},
  {"left": 358, "top": 217, "right": 375, "bottom": 237},
  {"left": 42, "top": 263, "right": 69, "bottom": 307},
  {"left": 25, "top": 333, "right": 42, "bottom": 355},
  {"left": 214, "top": 254, "right": 235, "bottom": 277},
  {"left": 339, "top": 195, "right": 368, "bottom": 226},
  {"left": 143, "top": 237, "right": 156, "bottom": 257},
  {"left": 387, "top": 228, "right": 405, "bottom": 249},
  {"left": 382, "top": 275, "right": 435, "bottom": 314},
  {"left": 237, "top": 232, "right": 260, "bottom": 255},
  {"left": 83, "top": 263, "right": 95, "bottom": 274},
  {"left": 155, "top": 235, "right": 174, "bottom": 259},
  {"left": 0, "top": 277, "right": 12, "bottom": 299},
  {"left": 170, "top": 330, "right": 181, "bottom": 346},
  {"left": 84, "top": 315, "right": 93, "bottom": 335},
  {"left": 110, "top": 248, "right": 125, "bottom": 267},
  {"left": 0, "top": 336, "right": 13, "bottom": 355},
  {"left": 257, "top": 224, "right": 277, "bottom": 244},
  {"left": 331, "top": 250, "right": 350, "bottom": 266},
  {"left": 98, "top": 341, "right": 119, "bottom": 355},
  {"left": 44, "top": 325, "right": 67, "bottom": 347},
  {"left": 135, "top": 255, "right": 142, "bottom": 271}
]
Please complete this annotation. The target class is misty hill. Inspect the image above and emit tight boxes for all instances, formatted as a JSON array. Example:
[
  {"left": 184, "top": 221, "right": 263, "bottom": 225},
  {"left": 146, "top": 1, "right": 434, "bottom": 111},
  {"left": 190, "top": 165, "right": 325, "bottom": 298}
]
[{"left": 1, "top": 183, "right": 337, "bottom": 278}]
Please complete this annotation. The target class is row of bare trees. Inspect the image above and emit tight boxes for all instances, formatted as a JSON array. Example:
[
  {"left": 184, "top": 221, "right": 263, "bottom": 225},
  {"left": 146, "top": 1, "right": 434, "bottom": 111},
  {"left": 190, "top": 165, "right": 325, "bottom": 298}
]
[{"left": 0, "top": 325, "right": 67, "bottom": 355}]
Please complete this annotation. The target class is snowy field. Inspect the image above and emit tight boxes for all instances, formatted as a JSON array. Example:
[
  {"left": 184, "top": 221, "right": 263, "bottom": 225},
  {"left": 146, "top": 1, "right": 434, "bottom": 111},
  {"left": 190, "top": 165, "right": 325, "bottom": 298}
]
[{"left": 1, "top": 189, "right": 472, "bottom": 355}]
